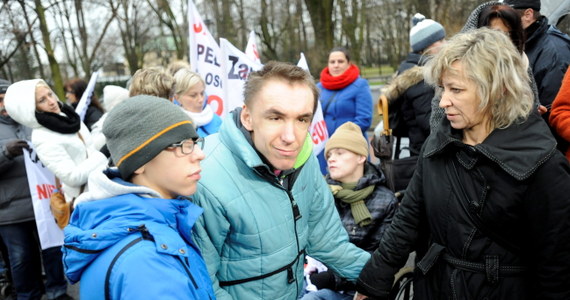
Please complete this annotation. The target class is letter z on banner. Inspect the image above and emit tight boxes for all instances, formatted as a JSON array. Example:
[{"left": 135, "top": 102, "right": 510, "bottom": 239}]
[
  {"left": 220, "top": 38, "right": 263, "bottom": 115},
  {"left": 188, "top": 0, "right": 225, "bottom": 117},
  {"left": 22, "top": 145, "right": 64, "bottom": 250}
]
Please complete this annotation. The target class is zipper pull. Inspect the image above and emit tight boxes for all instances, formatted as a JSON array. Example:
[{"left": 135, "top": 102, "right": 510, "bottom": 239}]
[{"left": 287, "top": 267, "right": 295, "bottom": 284}]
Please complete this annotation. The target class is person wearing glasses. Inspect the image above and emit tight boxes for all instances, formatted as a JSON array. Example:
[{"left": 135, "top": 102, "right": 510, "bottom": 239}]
[{"left": 61, "top": 95, "right": 215, "bottom": 300}]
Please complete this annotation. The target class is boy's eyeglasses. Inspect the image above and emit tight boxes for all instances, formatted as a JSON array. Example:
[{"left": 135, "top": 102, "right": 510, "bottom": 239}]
[{"left": 168, "top": 137, "right": 204, "bottom": 155}]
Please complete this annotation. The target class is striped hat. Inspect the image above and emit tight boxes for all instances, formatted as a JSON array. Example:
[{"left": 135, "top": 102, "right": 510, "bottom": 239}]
[
  {"left": 410, "top": 13, "right": 446, "bottom": 53},
  {"left": 103, "top": 95, "right": 197, "bottom": 179}
]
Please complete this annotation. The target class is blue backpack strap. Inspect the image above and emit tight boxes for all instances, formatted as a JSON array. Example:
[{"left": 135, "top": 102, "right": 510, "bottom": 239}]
[{"left": 104, "top": 225, "right": 154, "bottom": 300}]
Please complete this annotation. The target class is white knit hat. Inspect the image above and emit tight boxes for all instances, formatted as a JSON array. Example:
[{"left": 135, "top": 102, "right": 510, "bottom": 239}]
[
  {"left": 102, "top": 85, "right": 129, "bottom": 112},
  {"left": 409, "top": 13, "right": 446, "bottom": 53}
]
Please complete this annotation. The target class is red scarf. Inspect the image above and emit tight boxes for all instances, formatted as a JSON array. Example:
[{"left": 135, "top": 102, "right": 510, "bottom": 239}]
[{"left": 320, "top": 64, "right": 360, "bottom": 90}]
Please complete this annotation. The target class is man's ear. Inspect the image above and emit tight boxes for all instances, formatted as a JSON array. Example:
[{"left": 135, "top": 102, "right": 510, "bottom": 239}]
[
  {"left": 522, "top": 8, "right": 535, "bottom": 22},
  {"left": 241, "top": 105, "right": 253, "bottom": 131},
  {"left": 358, "top": 155, "right": 367, "bottom": 164}
]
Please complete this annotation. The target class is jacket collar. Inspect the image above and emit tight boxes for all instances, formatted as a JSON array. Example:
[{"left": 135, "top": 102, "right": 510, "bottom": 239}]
[
  {"left": 525, "top": 16, "right": 549, "bottom": 48},
  {"left": 424, "top": 112, "right": 557, "bottom": 180}
]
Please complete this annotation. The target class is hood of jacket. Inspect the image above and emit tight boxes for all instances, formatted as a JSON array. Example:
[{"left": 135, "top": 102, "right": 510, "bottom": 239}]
[
  {"left": 4, "top": 79, "right": 51, "bottom": 129},
  {"left": 383, "top": 66, "right": 425, "bottom": 103},
  {"left": 74, "top": 168, "right": 161, "bottom": 205},
  {"left": 461, "top": 1, "right": 503, "bottom": 33},
  {"left": 424, "top": 112, "right": 557, "bottom": 180},
  {"left": 63, "top": 168, "right": 203, "bottom": 283}
]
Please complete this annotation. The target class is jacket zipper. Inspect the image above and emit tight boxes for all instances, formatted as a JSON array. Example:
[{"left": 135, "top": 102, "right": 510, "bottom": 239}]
[{"left": 175, "top": 256, "right": 198, "bottom": 289}]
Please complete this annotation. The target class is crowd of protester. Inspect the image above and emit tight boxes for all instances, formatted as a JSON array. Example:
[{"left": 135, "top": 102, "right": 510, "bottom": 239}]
[{"left": 1, "top": 0, "right": 570, "bottom": 299}]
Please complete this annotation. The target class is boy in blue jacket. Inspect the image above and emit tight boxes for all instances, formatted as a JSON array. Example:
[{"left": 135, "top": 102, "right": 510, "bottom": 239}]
[{"left": 62, "top": 95, "right": 215, "bottom": 300}]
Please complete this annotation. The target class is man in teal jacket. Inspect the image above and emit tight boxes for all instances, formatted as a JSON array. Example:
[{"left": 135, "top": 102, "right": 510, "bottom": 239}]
[{"left": 192, "top": 62, "right": 370, "bottom": 300}]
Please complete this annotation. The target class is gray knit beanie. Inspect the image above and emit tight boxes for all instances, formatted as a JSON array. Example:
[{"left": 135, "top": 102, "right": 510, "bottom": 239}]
[
  {"left": 410, "top": 13, "right": 446, "bottom": 53},
  {"left": 103, "top": 95, "right": 198, "bottom": 179}
]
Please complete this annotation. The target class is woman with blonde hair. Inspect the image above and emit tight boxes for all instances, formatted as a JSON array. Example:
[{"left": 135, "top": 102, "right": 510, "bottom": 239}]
[
  {"left": 355, "top": 28, "right": 570, "bottom": 300},
  {"left": 173, "top": 68, "right": 222, "bottom": 137},
  {"left": 4, "top": 80, "right": 107, "bottom": 205}
]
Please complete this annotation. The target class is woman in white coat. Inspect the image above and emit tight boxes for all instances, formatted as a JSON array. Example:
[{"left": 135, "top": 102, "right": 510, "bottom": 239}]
[{"left": 4, "top": 79, "right": 107, "bottom": 204}]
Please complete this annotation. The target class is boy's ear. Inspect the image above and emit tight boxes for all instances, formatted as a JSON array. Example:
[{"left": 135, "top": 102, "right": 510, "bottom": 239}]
[
  {"left": 133, "top": 165, "right": 145, "bottom": 175},
  {"left": 358, "top": 155, "right": 367, "bottom": 164}
]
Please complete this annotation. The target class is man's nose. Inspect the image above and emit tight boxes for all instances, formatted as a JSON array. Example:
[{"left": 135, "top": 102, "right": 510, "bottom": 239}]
[{"left": 281, "top": 122, "right": 296, "bottom": 143}]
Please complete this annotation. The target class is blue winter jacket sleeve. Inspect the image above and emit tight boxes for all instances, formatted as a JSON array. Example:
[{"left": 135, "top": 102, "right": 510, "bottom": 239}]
[{"left": 353, "top": 78, "right": 373, "bottom": 134}]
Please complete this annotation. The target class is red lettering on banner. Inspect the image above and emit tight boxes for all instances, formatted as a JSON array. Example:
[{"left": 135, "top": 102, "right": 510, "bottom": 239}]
[
  {"left": 36, "top": 184, "right": 56, "bottom": 200},
  {"left": 252, "top": 45, "right": 259, "bottom": 59},
  {"left": 193, "top": 22, "right": 203, "bottom": 33},
  {"left": 311, "top": 120, "right": 327, "bottom": 144},
  {"left": 208, "top": 95, "right": 224, "bottom": 116}
]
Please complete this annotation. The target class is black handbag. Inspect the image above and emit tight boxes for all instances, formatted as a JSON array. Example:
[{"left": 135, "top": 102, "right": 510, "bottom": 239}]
[{"left": 371, "top": 95, "right": 418, "bottom": 197}]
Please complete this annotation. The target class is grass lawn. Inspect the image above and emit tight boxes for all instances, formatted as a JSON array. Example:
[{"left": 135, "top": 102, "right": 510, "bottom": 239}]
[{"left": 361, "top": 65, "right": 395, "bottom": 78}]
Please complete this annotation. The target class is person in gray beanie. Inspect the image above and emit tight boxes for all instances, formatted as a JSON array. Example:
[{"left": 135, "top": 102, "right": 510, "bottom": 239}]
[
  {"left": 409, "top": 13, "right": 446, "bottom": 55},
  {"left": 380, "top": 13, "right": 447, "bottom": 159},
  {"left": 61, "top": 95, "right": 216, "bottom": 300}
]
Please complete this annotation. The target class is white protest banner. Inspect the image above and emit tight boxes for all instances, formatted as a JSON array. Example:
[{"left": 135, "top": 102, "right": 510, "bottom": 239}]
[
  {"left": 298, "top": 53, "right": 328, "bottom": 155},
  {"left": 188, "top": 0, "right": 225, "bottom": 117},
  {"left": 245, "top": 30, "right": 262, "bottom": 65},
  {"left": 22, "top": 146, "right": 64, "bottom": 250},
  {"left": 74, "top": 70, "right": 100, "bottom": 121},
  {"left": 220, "top": 38, "right": 263, "bottom": 115}
]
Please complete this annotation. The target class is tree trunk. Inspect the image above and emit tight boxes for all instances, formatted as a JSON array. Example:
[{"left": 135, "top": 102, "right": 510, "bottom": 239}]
[
  {"left": 34, "top": 0, "right": 64, "bottom": 99},
  {"left": 304, "top": 0, "right": 335, "bottom": 70}
]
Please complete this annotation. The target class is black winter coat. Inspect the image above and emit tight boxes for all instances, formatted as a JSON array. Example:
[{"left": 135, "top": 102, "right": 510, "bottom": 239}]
[
  {"left": 525, "top": 16, "right": 570, "bottom": 107},
  {"left": 386, "top": 55, "right": 434, "bottom": 155},
  {"left": 326, "top": 162, "right": 398, "bottom": 253},
  {"left": 356, "top": 113, "right": 570, "bottom": 299},
  {"left": 0, "top": 115, "right": 34, "bottom": 225}
]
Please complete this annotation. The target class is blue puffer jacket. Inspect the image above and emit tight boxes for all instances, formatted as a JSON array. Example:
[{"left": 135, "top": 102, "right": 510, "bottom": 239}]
[
  {"left": 62, "top": 169, "right": 215, "bottom": 300},
  {"left": 317, "top": 77, "right": 373, "bottom": 173},
  {"left": 318, "top": 77, "right": 372, "bottom": 136},
  {"left": 191, "top": 109, "right": 370, "bottom": 300}
]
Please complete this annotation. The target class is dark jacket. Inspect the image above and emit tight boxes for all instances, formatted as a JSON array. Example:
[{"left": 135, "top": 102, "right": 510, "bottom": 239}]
[
  {"left": 72, "top": 102, "right": 104, "bottom": 131},
  {"left": 0, "top": 115, "right": 34, "bottom": 225},
  {"left": 396, "top": 52, "right": 425, "bottom": 75},
  {"left": 525, "top": 16, "right": 570, "bottom": 107},
  {"left": 326, "top": 162, "right": 397, "bottom": 253},
  {"left": 385, "top": 60, "right": 433, "bottom": 155},
  {"left": 356, "top": 112, "right": 570, "bottom": 299}
]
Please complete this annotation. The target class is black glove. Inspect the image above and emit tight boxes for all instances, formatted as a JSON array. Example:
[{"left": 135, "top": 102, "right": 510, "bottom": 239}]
[
  {"left": 309, "top": 271, "right": 336, "bottom": 290},
  {"left": 4, "top": 140, "right": 29, "bottom": 158}
]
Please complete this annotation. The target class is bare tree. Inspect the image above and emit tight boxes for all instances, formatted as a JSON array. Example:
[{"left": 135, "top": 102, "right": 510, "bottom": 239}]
[
  {"left": 50, "top": 0, "right": 116, "bottom": 78},
  {"left": 34, "top": 0, "right": 65, "bottom": 98},
  {"left": 109, "top": 0, "right": 155, "bottom": 74},
  {"left": 304, "top": 0, "right": 335, "bottom": 68},
  {"left": 147, "top": 0, "right": 187, "bottom": 60},
  {"left": 338, "top": 0, "right": 366, "bottom": 64}
]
